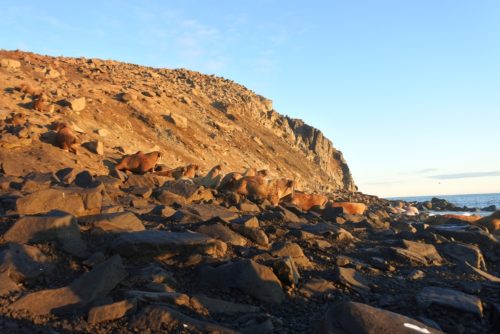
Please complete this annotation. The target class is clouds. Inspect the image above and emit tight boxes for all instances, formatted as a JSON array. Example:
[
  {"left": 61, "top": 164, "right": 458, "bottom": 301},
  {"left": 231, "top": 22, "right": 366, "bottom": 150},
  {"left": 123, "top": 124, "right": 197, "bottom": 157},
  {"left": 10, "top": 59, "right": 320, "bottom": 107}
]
[{"left": 429, "top": 171, "right": 500, "bottom": 180}]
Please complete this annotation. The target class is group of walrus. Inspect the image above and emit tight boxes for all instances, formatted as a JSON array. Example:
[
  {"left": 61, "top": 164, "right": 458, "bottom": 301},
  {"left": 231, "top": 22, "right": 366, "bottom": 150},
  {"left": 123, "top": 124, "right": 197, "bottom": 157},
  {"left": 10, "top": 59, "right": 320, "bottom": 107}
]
[{"left": 113, "top": 150, "right": 332, "bottom": 211}]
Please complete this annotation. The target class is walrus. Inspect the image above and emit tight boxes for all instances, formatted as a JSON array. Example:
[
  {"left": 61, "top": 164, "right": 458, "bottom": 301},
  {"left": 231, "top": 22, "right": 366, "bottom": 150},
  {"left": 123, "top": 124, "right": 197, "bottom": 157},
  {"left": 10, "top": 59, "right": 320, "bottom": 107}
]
[
  {"left": 194, "top": 164, "right": 223, "bottom": 188},
  {"left": 231, "top": 175, "right": 294, "bottom": 205},
  {"left": 33, "top": 93, "right": 53, "bottom": 112},
  {"left": 54, "top": 123, "right": 79, "bottom": 154},
  {"left": 283, "top": 191, "right": 328, "bottom": 211},
  {"left": 15, "top": 83, "right": 40, "bottom": 97},
  {"left": 154, "top": 163, "right": 199, "bottom": 179},
  {"left": 115, "top": 151, "right": 162, "bottom": 174}
]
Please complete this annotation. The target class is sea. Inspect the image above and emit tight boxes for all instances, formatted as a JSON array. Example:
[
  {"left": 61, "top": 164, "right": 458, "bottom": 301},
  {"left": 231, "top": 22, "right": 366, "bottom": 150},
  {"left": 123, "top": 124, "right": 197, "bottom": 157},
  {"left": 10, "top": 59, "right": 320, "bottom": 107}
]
[{"left": 387, "top": 192, "right": 500, "bottom": 217}]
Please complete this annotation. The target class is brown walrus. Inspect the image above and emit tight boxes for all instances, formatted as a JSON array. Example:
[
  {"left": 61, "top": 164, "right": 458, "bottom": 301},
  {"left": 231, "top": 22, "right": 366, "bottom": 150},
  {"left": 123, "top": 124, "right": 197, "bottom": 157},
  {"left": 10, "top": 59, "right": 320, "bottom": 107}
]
[
  {"left": 115, "top": 151, "right": 161, "bottom": 174},
  {"left": 194, "top": 164, "right": 223, "bottom": 188},
  {"left": 283, "top": 191, "right": 328, "bottom": 211},
  {"left": 54, "top": 123, "right": 79, "bottom": 154},
  {"left": 155, "top": 163, "right": 199, "bottom": 179},
  {"left": 231, "top": 175, "right": 294, "bottom": 205},
  {"left": 33, "top": 93, "right": 52, "bottom": 112},
  {"left": 219, "top": 168, "right": 269, "bottom": 192}
]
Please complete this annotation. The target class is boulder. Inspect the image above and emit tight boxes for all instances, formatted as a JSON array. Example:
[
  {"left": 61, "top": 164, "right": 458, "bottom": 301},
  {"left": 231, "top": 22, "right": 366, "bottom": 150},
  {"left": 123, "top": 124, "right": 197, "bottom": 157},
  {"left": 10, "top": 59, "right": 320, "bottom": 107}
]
[
  {"left": 336, "top": 267, "right": 371, "bottom": 293},
  {"left": 111, "top": 230, "right": 226, "bottom": 259},
  {"left": 200, "top": 259, "right": 285, "bottom": 304},
  {"left": 417, "top": 286, "right": 483, "bottom": 317},
  {"left": 4, "top": 211, "right": 87, "bottom": 257},
  {"left": 15, "top": 187, "right": 103, "bottom": 216},
  {"left": 299, "top": 278, "right": 336, "bottom": 298},
  {"left": 10, "top": 255, "right": 127, "bottom": 315},
  {"left": 315, "top": 301, "right": 443, "bottom": 333},
  {"left": 83, "top": 140, "right": 104, "bottom": 155}
]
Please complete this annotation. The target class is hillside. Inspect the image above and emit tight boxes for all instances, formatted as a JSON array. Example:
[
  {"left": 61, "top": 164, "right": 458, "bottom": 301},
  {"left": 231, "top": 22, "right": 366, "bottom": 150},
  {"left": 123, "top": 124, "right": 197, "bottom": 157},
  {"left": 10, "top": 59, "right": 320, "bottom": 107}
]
[{"left": 0, "top": 50, "right": 355, "bottom": 192}]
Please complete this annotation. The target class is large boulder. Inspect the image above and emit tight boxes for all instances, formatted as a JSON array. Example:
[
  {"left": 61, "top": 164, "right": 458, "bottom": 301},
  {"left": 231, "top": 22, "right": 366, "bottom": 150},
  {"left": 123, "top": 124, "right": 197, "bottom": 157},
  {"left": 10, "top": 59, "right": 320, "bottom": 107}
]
[
  {"left": 3, "top": 211, "right": 87, "bottom": 257},
  {"left": 200, "top": 259, "right": 285, "bottom": 304},
  {"left": 315, "top": 301, "right": 443, "bottom": 333},
  {"left": 10, "top": 255, "right": 127, "bottom": 315},
  {"left": 15, "top": 187, "right": 103, "bottom": 216}
]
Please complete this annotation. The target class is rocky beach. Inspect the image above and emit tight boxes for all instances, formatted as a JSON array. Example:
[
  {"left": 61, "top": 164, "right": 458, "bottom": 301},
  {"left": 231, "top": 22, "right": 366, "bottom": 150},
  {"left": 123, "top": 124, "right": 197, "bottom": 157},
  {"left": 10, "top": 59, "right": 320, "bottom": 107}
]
[{"left": 0, "top": 50, "right": 499, "bottom": 333}]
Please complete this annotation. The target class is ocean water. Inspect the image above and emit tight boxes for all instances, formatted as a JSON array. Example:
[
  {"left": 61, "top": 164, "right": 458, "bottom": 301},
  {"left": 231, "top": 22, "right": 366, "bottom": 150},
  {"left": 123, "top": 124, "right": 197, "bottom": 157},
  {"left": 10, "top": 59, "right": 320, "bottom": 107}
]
[
  {"left": 387, "top": 193, "right": 500, "bottom": 215},
  {"left": 389, "top": 192, "right": 500, "bottom": 209}
]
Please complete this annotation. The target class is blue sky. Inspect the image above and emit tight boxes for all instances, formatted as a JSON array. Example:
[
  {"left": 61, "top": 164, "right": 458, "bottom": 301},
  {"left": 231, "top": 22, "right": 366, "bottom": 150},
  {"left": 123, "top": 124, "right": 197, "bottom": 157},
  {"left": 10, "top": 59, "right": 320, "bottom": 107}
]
[{"left": 1, "top": 0, "right": 499, "bottom": 197}]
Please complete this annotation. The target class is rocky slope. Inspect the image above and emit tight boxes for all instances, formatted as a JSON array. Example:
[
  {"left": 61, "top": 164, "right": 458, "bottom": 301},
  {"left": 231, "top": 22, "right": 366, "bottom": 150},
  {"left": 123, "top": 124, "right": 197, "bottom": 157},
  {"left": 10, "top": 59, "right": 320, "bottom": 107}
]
[{"left": 0, "top": 50, "right": 355, "bottom": 193}]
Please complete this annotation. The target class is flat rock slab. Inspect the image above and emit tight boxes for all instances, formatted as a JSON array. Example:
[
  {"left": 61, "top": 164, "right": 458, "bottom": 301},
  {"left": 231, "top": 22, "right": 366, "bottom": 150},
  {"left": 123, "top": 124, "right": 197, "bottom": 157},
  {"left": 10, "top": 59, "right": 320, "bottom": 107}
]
[
  {"left": 316, "top": 301, "right": 444, "bottom": 333},
  {"left": 88, "top": 299, "right": 137, "bottom": 324},
  {"left": 10, "top": 255, "right": 127, "bottom": 315},
  {"left": 4, "top": 211, "right": 87, "bottom": 257},
  {"left": 0, "top": 243, "right": 51, "bottom": 282},
  {"left": 111, "top": 230, "right": 226, "bottom": 259},
  {"left": 78, "top": 211, "right": 145, "bottom": 233},
  {"left": 185, "top": 203, "right": 239, "bottom": 221},
  {"left": 299, "top": 278, "right": 336, "bottom": 298},
  {"left": 417, "top": 286, "right": 483, "bottom": 317},
  {"left": 15, "top": 187, "right": 102, "bottom": 216},
  {"left": 201, "top": 259, "right": 285, "bottom": 304}
]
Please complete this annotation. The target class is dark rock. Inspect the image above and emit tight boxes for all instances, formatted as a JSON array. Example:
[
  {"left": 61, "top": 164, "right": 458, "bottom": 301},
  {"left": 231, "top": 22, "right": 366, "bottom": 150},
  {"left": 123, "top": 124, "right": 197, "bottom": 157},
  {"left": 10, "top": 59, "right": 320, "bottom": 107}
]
[
  {"left": 192, "top": 294, "right": 259, "bottom": 315},
  {"left": 299, "top": 278, "right": 336, "bottom": 298},
  {"left": 315, "top": 301, "right": 444, "bottom": 333},
  {"left": 336, "top": 267, "right": 371, "bottom": 293},
  {"left": 270, "top": 242, "right": 313, "bottom": 269},
  {"left": 10, "top": 255, "right": 127, "bottom": 315},
  {"left": 74, "top": 171, "right": 100, "bottom": 188},
  {"left": 272, "top": 256, "right": 300, "bottom": 287}
]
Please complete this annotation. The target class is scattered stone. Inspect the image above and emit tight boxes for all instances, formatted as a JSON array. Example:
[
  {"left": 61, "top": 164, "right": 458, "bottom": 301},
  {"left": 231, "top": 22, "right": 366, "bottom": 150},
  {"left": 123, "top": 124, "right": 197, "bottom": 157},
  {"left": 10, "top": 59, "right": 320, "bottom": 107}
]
[
  {"left": 299, "top": 278, "right": 336, "bottom": 298},
  {"left": 83, "top": 140, "right": 104, "bottom": 155},
  {"left": 316, "top": 301, "right": 444, "bottom": 334},
  {"left": 168, "top": 113, "right": 188, "bottom": 129},
  {"left": 78, "top": 211, "right": 145, "bottom": 234},
  {"left": 196, "top": 223, "right": 248, "bottom": 246},
  {"left": 0, "top": 243, "right": 51, "bottom": 282},
  {"left": 443, "top": 242, "right": 487, "bottom": 270},
  {"left": 336, "top": 267, "right": 371, "bottom": 293}
]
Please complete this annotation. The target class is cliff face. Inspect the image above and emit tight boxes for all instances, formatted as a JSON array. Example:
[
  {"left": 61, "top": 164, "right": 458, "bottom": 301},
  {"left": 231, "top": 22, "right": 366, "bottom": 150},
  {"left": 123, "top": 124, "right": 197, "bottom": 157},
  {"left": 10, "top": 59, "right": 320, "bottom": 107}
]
[{"left": 0, "top": 50, "right": 355, "bottom": 192}]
